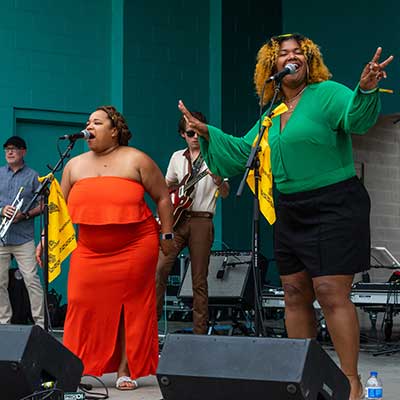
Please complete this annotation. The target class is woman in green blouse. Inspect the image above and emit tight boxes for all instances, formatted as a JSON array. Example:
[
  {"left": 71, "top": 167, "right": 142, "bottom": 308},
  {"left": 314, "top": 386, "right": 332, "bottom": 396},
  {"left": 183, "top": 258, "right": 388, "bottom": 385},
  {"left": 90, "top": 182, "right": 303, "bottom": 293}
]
[{"left": 179, "top": 33, "right": 393, "bottom": 400}]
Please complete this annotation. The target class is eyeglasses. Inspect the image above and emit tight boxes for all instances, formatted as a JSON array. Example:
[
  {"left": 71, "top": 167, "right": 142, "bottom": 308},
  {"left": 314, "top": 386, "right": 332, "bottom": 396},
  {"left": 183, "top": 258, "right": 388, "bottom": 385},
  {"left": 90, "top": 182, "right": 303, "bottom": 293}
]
[
  {"left": 4, "top": 147, "right": 21, "bottom": 153},
  {"left": 185, "top": 130, "right": 196, "bottom": 138}
]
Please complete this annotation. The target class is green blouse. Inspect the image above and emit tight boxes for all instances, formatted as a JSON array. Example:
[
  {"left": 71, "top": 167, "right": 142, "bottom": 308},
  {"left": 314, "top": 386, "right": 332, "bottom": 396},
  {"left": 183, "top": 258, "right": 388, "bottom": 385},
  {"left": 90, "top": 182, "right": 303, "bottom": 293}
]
[{"left": 199, "top": 80, "right": 380, "bottom": 194}]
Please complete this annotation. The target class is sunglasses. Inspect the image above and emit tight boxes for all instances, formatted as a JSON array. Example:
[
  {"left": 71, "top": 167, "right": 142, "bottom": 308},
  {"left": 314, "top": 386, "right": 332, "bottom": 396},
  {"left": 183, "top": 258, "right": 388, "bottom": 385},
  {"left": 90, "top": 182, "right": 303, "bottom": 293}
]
[
  {"left": 269, "top": 33, "right": 305, "bottom": 43},
  {"left": 185, "top": 130, "right": 196, "bottom": 138}
]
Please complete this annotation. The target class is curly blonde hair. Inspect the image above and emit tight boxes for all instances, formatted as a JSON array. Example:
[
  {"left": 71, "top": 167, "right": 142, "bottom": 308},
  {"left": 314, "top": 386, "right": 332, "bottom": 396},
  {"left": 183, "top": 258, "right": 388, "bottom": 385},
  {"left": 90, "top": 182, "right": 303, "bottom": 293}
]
[
  {"left": 96, "top": 105, "right": 132, "bottom": 146},
  {"left": 254, "top": 33, "right": 332, "bottom": 106}
]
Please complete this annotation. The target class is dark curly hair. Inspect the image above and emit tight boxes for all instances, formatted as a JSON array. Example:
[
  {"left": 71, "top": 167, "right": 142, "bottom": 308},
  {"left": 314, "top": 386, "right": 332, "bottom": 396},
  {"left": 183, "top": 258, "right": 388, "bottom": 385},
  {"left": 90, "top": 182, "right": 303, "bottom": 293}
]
[
  {"left": 254, "top": 33, "right": 331, "bottom": 106},
  {"left": 96, "top": 105, "right": 132, "bottom": 146},
  {"left": 178, "top": 111, "right": 207, "bottom": 134}
]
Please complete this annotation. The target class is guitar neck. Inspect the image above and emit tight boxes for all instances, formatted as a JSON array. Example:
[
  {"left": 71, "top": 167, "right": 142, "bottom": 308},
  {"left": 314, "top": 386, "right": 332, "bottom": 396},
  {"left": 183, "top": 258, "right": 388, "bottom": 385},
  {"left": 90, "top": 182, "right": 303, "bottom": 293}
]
[{"left": 185, "top": 169, "right": 208, "bottom": 192}]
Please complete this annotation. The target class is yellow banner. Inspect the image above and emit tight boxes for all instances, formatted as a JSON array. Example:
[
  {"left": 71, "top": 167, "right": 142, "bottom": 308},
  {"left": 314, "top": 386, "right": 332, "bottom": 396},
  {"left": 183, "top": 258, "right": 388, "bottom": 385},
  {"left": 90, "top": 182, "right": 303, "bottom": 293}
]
[
  {"left": 246, "top": 103, "right": 288, "bottom": 225},
  {"left": 39, "top": 174, "right": 77, "bottom": 282}
]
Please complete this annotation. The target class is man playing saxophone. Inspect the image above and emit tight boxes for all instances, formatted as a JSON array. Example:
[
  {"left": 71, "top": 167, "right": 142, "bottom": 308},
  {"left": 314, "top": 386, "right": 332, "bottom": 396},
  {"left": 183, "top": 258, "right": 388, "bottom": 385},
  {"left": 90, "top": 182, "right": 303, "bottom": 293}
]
[{"left": 0, "top": 136, "right": 44, "bottom": 327}]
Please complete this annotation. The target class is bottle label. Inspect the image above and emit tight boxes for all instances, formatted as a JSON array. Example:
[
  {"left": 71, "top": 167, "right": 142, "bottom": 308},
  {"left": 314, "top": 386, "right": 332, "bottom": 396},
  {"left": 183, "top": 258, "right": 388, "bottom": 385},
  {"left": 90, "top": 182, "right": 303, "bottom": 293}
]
[{"left": 366, "top": 387, "right": 383, "bottom": 398}]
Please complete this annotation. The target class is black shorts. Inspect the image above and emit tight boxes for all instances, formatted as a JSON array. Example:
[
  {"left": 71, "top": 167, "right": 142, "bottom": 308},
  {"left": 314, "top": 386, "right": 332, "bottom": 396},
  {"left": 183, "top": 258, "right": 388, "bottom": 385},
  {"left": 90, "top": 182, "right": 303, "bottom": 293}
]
[{"left": 274, "top": 177, "right": 371, "bottom": 278}]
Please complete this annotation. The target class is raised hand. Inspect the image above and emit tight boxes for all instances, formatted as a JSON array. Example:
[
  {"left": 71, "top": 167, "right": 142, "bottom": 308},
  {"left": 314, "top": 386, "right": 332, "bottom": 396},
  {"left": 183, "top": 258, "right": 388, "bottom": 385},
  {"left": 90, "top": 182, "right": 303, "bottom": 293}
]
[
  {"left": 178, "top": 100, "right": 210, "bottom": 140},
  {"left": 360, "top": 47, "right": 394, "bottom": 91}
]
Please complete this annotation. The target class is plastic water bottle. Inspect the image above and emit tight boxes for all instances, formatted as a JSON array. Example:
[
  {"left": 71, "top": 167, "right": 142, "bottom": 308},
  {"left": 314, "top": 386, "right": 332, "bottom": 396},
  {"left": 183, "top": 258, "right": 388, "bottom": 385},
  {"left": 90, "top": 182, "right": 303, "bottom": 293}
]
[{"left": 365, "top": 371, "right": 383, "bottom": 399}]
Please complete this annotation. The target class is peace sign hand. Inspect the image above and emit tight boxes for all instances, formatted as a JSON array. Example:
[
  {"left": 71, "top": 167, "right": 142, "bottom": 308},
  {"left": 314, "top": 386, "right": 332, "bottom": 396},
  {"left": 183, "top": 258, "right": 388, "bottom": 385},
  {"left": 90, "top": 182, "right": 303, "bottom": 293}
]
[
  {"left": 360, "top": 47, "right": 394, "bottom": 91},
  {"left": 178, "top": 100, "right": 209, "bottom": 141}
]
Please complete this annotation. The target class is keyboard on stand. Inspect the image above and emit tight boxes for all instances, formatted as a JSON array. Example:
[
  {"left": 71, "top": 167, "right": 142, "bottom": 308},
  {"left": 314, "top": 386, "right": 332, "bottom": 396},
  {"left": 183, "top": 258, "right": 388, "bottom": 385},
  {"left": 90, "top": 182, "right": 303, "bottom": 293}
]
[
  {"left": 262, "top": 282, "right": 400, "bottom": 308},
  {"left": 351, "top": 282, "right": 400, "bottom": 305}
]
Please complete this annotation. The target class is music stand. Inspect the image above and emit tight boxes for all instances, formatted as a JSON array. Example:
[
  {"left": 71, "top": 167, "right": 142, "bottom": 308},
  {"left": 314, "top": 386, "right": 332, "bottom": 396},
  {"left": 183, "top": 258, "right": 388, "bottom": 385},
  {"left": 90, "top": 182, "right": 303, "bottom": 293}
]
[{"left": 370, "top": 246, "right": 400, "bottom": 268}]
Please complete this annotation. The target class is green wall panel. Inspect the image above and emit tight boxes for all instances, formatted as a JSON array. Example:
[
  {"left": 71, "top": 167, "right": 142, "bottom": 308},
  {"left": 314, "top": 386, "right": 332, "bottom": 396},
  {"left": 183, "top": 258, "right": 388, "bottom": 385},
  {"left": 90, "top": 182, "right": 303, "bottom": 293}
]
[
  {"left": 123, "top": 0, "right": 214, "bottom": 237},
  {"left": 0, "top": 0, "right": 112, "bottom": 146},
  {"left": 0, "top": 0, "right": 113, "bottom": 306},
  {"left": 220, "top": 0, "right": 282, "bottom": 283},
  {"left": 282, "top": 0, "right": 399, "bottom": 114},
  {"left": 123, "top": 1, "right": 210, "bottom": 170}
]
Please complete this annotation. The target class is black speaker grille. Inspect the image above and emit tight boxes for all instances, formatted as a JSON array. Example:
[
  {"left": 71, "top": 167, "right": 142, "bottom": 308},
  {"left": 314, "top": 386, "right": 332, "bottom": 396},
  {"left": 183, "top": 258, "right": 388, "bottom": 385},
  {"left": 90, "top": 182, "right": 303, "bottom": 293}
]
[{"left": 178, "top": 251, "right": 254, "bottom": 304}]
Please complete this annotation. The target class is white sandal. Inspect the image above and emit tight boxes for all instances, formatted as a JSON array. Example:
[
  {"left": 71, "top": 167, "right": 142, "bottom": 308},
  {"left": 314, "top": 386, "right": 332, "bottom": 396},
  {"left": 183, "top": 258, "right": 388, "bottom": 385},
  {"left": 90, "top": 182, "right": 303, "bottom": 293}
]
[{"left": 115, "top": 376, "right": 138, "bottom": 390}]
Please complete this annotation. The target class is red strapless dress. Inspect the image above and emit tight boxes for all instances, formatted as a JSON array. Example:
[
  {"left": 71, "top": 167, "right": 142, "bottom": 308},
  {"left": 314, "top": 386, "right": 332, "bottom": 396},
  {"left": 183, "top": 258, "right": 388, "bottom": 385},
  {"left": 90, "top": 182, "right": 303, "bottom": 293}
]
[{"left": 62, "top": 176, "right": 159, "bottom": 379}]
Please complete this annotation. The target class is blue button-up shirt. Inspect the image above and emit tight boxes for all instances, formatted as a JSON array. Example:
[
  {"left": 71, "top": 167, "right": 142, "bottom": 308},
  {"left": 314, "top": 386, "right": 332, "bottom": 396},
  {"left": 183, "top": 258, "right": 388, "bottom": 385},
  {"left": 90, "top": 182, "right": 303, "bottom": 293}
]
[{"left": 0, "top": 163, "right": 40, "bottom": 245}]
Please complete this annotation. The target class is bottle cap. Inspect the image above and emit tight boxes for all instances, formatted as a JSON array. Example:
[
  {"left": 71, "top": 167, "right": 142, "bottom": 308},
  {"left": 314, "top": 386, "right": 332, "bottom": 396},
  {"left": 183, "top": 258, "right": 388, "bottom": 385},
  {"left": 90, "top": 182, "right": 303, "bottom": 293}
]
[{"left": 370, "top": 371, "right": 378, "bottom": 376}]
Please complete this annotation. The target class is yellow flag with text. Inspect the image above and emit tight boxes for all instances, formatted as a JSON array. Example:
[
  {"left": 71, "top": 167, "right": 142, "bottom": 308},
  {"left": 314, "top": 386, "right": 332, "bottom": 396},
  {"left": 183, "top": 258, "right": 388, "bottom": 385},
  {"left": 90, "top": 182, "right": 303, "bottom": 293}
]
[
  {"left": 246, "top": 103, "right": 288, "bottom": 225},
  {"left": 39, "top": 174, "right": 77, "bottom": 282}
]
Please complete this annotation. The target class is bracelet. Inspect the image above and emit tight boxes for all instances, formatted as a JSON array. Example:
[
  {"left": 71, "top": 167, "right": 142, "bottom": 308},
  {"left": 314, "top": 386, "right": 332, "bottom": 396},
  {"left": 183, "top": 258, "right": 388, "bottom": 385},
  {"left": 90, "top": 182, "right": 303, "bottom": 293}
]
[
  {"left": 359, "top": 87, "right": 378, "bottom": 94},
  {"left": 218, "top": 178, "right": 229, "bottom": 187},
  {"left": 160, "top": 232, "right": 174, "bottom": 240},
  {"left": 214, "top": 178, "right": 225, "bottom": 187}
]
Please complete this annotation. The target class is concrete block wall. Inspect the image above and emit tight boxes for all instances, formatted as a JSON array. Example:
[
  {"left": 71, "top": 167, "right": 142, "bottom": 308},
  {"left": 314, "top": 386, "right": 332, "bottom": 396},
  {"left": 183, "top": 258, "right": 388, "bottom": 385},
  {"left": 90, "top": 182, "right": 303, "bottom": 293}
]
[{"left": 353, "top": 114, "right": 400, "bottom": 282}]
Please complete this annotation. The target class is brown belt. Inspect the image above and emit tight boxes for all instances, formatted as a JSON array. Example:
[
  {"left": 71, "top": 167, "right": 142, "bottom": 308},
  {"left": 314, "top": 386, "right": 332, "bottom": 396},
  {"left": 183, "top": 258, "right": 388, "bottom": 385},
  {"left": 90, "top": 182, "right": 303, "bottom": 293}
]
[{"left": 185, "top": 211, "right": 213, "bottom": 219}]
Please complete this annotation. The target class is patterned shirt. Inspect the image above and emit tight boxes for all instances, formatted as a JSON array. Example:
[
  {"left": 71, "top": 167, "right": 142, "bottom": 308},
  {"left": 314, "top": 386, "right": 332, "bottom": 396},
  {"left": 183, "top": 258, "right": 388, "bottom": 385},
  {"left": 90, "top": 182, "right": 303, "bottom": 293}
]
[{"left": 0, "top": 163, "right": 40, "bottom": 245}]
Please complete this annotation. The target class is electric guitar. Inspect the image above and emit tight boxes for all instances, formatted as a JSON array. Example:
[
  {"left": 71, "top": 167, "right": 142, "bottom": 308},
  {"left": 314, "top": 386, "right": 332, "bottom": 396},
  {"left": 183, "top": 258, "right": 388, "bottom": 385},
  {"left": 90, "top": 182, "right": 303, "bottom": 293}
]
[{"left": 169, "top": 169, "right": 209, "bottom": 228}]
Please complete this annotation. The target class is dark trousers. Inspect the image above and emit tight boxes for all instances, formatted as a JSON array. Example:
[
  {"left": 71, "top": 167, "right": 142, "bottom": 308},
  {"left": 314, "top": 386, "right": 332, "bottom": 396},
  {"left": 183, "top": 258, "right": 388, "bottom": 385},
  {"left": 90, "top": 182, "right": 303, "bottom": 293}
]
[{"left": 156, "top": 214, "right": 214, "bottom": 334}]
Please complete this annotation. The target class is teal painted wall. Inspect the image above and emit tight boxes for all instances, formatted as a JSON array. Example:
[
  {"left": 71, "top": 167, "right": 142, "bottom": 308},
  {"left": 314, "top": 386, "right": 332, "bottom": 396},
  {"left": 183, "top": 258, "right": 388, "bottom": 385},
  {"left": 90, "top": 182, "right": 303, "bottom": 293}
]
[
  {"left": 0, "top": 0, "right": 114, "bottom": 303},
  {"left": 122, "top": 1, "right": 219, "bottom": 245},
  {"left": 218, "top": 0, "right": 283, "bottom": 284},
  {"left": 123, "top": 1, "right": 210, "bottom": 168},
  {"left": 282, "top": 0, "right": 399, "bottom": 113},
  {"left": 0, "top": 0, "right": 112, "bottom": 140}
]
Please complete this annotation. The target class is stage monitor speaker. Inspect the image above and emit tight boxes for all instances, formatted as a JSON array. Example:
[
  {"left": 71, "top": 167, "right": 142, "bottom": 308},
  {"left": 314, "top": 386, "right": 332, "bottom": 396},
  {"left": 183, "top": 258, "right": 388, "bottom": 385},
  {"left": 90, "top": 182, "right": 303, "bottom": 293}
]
[
  {"left": 157, "top": 334, "right": 350, "bottom": 400},
  {"left": 0, "top": 325, "right": 84, "bottom": 399},
  {"left": 178, "top": 251, "right": 265, "bottom": 306}
]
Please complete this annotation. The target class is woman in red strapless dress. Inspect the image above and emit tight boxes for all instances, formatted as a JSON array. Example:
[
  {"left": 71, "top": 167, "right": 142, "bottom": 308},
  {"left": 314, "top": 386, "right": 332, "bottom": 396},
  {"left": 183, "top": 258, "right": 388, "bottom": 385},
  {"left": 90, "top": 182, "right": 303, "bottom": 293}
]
[{"left": 37, "top": 106, "right": 174, "bottom": 390}]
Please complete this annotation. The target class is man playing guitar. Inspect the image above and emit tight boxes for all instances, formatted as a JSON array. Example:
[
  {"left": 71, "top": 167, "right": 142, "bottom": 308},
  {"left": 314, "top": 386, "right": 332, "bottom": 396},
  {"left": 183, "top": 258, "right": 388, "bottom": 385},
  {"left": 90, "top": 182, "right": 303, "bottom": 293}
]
[{"left": 155, "top": 111, "right": 229, "bottom": 334}]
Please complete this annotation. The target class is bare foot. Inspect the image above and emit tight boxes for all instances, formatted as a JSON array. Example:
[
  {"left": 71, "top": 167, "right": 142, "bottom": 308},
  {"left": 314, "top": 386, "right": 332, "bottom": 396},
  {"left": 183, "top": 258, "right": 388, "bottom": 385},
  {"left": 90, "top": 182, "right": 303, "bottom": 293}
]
[{"left": 347, "top": 375, "right": 364, "bottom": 400}]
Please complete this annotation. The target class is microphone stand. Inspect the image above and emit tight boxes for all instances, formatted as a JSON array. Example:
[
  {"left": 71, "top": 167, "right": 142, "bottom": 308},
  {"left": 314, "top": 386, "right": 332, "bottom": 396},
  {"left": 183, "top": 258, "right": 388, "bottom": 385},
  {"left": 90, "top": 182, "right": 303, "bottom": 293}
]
[
  {"left": 22, "top": 138, "right": 78, "bottom": 331},
  {"left": 236, "top": 80, "right": 283, "bottom": 337}
]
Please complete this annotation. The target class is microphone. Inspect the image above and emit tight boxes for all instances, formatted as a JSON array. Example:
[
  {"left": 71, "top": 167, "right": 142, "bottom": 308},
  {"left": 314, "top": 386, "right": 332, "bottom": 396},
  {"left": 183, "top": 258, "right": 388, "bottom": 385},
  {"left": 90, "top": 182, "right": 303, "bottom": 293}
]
[
  {"left": 266, "top": 63, "right": 297, "bottom": 83},
  {"left": 216, "top": 256, "right": 228, "bottom": 280},
  {"left": 59, "top": 129, "right": 93, "bottom": 140}
]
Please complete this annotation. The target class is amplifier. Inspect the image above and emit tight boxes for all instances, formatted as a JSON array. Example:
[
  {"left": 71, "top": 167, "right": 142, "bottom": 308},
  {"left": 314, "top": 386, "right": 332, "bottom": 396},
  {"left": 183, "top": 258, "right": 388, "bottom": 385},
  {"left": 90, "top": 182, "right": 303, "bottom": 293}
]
[{"left": 178, "top": 251, "right": 266, "bottom": 306}]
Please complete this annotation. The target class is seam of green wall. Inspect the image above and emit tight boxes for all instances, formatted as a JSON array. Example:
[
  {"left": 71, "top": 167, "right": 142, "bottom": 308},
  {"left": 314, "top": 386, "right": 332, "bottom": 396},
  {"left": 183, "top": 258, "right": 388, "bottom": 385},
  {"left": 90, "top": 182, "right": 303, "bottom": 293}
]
[
  {"left": 209, "top": 0, "right": 223, "bottom": 250},
  {"left": 111, "top": 0, "right": 124, "bottom": 111},
  {"left": 14, "top": 108, "right": 89, "bottom": 126}
]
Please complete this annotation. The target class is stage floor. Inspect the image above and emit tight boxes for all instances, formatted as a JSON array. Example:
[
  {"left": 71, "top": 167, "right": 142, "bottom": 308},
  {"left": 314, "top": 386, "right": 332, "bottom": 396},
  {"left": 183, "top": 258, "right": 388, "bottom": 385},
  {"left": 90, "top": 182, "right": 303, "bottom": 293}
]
[
  {"left": 75, "top": 318, "right": 400, "bottom": 400},
  {"left": 81, "top": 349, "right": 400, "bottom": 400}
]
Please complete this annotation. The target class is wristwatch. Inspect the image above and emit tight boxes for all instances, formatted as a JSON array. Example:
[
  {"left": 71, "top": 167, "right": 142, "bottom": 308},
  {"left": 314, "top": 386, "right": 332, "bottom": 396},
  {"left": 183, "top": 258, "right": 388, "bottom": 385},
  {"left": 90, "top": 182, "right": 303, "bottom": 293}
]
[{"left": 160, "top": 232, "right": 174, "bottom": 240}]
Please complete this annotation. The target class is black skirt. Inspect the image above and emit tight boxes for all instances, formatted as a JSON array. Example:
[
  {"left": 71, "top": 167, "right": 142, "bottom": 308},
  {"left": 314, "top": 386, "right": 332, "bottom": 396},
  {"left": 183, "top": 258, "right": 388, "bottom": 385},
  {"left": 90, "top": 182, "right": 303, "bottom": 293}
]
[{"left": 274, "top": 177, "right": 371, "bottom": 277}]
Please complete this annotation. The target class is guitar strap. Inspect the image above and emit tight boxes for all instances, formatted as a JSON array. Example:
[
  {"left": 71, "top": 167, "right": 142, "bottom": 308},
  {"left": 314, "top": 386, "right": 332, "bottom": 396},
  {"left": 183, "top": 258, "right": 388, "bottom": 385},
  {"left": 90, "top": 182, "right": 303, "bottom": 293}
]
[
  {"left": 183, "top": 149, "right": 204, "bottom": 178},
  {"left": 191, "top": 153, "right": 204, "bottom": 178}
]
